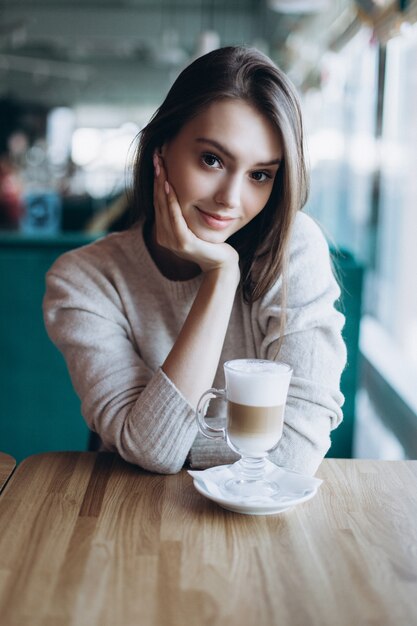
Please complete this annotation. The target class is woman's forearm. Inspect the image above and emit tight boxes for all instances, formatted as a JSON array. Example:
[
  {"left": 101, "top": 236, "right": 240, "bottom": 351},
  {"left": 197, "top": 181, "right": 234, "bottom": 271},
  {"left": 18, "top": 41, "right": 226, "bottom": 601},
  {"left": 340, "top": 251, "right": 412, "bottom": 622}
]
[{"left": 162, "top": 265, "right": 240, "bottom": 408}]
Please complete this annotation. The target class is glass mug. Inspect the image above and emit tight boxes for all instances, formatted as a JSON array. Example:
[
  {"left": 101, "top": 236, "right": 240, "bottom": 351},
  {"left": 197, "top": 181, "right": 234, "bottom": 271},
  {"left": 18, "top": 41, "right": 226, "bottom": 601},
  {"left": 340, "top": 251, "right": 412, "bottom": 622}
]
[{"left": 196, "top": 359, "right": 292, "bottom": 497}]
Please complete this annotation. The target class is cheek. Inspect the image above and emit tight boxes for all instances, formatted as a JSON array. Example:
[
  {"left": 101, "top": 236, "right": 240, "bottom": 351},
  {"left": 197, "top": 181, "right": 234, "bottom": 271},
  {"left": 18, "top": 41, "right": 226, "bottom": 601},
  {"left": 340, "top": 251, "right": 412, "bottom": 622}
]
[
  {"left": 244, "top": 187, "right": 272, "bottom": 219},
  {"left": 169, "top": 163, "right": 211, "bottom": 205}
]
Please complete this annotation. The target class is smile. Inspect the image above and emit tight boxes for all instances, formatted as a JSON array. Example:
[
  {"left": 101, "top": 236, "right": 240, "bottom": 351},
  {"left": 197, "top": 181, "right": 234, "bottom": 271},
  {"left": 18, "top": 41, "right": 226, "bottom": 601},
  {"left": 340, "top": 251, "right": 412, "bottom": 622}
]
[{"left": 195, "top": 207, "right": 236, "bottom": 230}]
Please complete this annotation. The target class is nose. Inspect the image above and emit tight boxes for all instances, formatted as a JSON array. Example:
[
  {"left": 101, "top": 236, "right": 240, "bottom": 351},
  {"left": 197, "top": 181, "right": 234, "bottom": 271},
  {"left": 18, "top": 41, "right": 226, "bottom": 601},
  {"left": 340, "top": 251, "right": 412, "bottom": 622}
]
[{"left": 214, "top": 174, "right": 242, "bottom": 210}]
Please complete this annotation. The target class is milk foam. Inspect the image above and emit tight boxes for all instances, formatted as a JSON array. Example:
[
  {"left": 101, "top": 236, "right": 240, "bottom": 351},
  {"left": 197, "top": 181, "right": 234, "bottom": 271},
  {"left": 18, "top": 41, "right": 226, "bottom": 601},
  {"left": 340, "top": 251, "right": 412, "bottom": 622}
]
[{"left": 224, "top": 359, "right": 291, "bottom": 407}]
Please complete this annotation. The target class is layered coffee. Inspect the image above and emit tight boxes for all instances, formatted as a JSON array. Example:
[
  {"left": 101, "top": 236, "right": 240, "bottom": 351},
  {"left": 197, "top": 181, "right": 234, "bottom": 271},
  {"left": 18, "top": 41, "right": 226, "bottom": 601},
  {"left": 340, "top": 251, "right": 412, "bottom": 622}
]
[
  {"left": 196, "top": 358, "right": 293, "bottom": 495},
  {"left": 227, "top": 401, "right": 284, "bottom": 454},
  {"left": 224, "top": 359, "right": 291, "bottom": 455}
]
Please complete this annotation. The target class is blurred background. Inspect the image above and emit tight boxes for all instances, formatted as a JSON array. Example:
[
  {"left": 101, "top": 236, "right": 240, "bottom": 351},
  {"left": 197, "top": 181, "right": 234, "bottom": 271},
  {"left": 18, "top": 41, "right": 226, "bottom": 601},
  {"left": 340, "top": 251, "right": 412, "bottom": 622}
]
[{"left": 1, "top": 0, "right": 416, "bottom": 462}]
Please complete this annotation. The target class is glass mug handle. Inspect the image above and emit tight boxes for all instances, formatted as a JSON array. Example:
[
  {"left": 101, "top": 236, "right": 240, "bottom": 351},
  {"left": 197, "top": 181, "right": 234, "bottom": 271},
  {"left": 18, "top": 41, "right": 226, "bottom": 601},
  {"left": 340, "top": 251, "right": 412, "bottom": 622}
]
[{"left": 196, "top": 388, "right": 226, "bottom": 440}]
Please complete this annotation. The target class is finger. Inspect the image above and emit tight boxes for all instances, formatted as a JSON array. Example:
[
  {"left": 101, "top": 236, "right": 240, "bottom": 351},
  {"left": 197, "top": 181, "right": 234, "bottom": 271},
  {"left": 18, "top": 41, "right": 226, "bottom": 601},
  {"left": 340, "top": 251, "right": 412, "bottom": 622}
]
[
  {"left": 153, "top": 154, "right": 169, "bottom": 222},
  {"left": 154, "top": 154, "right": 194, "bottom": 252},
  {"left": 153, "top": 152, "right": 161, "bottom": 178},
  {"left": 153, "top": 152, "right": 164, "bottom": 207},
  {"left": 153, "top": 155, "right": 178, "bottom": 247},
  {"left": 164, "top": 181, "right": 191, "bottom": 244},
  {"left": 155, "top": 155, "right": 182, "bottom": 231}
]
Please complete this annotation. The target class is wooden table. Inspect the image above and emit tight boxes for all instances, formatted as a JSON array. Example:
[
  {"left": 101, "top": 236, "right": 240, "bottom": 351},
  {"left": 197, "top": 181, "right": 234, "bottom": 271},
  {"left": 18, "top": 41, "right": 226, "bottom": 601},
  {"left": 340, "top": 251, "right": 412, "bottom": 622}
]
[
  {"left": 0, "top": 453, "right": 416, "bottom": 626},
  {"left": 0, "top": 452, "right": 16, "bottom": 494}
]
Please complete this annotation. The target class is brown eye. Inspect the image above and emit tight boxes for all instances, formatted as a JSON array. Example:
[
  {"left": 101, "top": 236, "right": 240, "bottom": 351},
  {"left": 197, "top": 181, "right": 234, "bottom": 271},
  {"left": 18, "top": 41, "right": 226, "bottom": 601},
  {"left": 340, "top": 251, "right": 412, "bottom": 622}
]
[
  {"left": 202, "top": 153, "right": 221, "bottom": 168},
  {"left": 251, "top": 171, "right": 271, "bottom": 183}
]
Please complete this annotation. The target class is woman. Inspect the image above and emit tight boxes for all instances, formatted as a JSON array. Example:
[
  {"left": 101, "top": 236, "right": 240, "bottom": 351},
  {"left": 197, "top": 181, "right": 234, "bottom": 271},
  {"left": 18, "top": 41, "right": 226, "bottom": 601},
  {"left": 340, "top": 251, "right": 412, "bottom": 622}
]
[{"left": 43, "top": 46, "right": 346, "bottom": 476}]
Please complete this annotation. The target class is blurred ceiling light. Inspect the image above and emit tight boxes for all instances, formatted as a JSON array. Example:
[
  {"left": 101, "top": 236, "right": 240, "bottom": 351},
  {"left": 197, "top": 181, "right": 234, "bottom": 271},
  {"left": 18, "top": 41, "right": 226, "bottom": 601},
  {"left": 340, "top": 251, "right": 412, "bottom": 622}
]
[
  {"left": 0, "top": 53, "right": 90, "bottom": 81},
  {"left": 151, "top": 29, "right": 188, "bottom": 67},
  {"left": 195, "top": 31, "right": 220, "bottom": 58},
  {"left": 72, "top": 128, "right": 101, "bottom": 166},
  {"left": 47, "top": 108, "right": 75, "bottom": 166},
  {"left": 268, "top": 0, "right": 331, "bottom": 13}
]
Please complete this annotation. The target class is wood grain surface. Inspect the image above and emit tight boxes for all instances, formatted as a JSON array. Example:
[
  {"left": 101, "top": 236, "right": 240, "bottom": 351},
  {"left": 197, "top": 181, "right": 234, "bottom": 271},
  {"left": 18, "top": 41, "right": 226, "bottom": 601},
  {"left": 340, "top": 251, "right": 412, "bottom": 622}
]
[
  {"left": 0, "top": 453, "right": 16, "bottom": 494},
  {"left": 0, "top": 453, "right": 416, "bottom": 626}
]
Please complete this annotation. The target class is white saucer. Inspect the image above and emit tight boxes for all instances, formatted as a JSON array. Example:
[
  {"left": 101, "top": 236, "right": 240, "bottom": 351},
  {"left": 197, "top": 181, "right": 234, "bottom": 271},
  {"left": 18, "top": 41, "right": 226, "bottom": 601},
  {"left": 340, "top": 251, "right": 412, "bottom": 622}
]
[{"left": 189, "top": 462, "right": 322, "bottom": 516}]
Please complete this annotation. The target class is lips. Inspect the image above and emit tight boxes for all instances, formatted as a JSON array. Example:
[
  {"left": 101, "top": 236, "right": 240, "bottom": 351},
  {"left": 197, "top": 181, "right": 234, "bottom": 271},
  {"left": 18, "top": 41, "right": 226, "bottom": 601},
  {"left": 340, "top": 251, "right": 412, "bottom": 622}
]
[{"left": 195, "top": 207, "right": 236, "bottom": 230}]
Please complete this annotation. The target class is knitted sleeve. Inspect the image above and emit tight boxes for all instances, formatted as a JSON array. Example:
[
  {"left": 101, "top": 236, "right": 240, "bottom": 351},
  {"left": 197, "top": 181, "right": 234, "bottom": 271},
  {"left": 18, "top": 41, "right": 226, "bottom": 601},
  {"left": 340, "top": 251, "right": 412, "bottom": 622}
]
[
  {"left": 252, "top": 213, "right": 347, "bottom": 475},
  {"left": 43, "top": 252, "right": 197, "bottom": 474}
]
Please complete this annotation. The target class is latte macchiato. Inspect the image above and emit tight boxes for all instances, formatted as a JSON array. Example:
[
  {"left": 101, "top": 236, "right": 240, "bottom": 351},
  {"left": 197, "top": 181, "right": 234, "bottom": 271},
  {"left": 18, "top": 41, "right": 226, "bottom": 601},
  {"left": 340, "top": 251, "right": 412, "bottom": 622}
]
[
  {"left": 224, "top": 359, "right": 291, "bottom": 455},
  {"left": 227, "top": 401, "right": 284, "bottom": 454},
  {"left": 196, "top": 358, "right": 292, "bottom": 459},
  {"left": 196, "top": 358, "right": 293, "bottom": 497}
]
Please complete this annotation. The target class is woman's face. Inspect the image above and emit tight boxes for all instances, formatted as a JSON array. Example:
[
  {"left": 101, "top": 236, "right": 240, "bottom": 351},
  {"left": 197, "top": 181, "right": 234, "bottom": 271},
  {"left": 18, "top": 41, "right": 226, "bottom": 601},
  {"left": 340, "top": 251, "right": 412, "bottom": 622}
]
[{"left": 161, "top": 99, "right": 282, "bottom": 243}]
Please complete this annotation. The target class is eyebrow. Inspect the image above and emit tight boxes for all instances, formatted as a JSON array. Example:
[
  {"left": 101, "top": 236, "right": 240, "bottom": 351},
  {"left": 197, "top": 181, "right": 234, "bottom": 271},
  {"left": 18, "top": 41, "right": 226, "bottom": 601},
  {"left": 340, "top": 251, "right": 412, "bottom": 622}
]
[{"left": 195, "top": 137, "right": 281, "bottom": 167}]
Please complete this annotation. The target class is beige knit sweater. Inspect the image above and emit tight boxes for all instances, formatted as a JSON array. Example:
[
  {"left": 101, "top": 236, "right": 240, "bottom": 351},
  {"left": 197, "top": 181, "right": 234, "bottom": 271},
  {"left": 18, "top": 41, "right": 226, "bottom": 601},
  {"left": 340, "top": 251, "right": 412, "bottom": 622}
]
[{"left": 43, "top": 211, "right": 346, "bottom": 476}]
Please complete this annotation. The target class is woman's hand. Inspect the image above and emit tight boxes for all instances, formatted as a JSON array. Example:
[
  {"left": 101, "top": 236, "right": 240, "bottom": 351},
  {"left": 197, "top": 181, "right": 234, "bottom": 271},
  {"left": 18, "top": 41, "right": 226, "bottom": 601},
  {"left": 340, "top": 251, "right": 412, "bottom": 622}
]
[
  {"left": 153, "top": 153, "right": 240, "bottom": 276},
  {"left": 152, "top": 152, "right": 241, "bottom": 407}
]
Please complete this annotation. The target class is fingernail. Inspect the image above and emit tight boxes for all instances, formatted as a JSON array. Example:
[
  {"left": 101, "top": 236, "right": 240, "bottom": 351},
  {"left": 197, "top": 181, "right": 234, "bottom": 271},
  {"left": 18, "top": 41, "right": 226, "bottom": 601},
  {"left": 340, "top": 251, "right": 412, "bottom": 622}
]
[{"left": 164, "top": 181, "right": 170, "bottom": 195}]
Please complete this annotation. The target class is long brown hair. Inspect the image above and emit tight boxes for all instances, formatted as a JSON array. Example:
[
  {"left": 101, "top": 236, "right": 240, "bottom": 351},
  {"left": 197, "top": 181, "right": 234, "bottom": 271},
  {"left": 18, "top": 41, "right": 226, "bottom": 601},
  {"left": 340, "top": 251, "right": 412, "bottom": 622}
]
[{"left": 132, "top": 46, "right": 309, "bottom": 304}]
